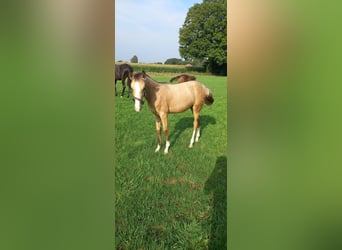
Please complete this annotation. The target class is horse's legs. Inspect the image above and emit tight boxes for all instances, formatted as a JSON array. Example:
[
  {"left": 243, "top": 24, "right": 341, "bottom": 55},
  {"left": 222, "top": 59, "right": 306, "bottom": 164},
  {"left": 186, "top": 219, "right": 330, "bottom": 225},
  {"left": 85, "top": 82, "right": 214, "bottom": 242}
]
[
  {"left": 154, "top": 116, "right": 162, "bottom": 152},
  {"left": 189, "top": 108, "right": 201, "bottom": 148},
  {"left": 115, "top": 80, "right": 118, "bottom": 96},
  {"left": 121, "top": 77, "right": 126, "bottom": 97},
  {"left": 160, "top": 113, "right": 170, "bottom": 154},
  {"left": 126, "top": 77, "right": 131, "bottom": 98}
]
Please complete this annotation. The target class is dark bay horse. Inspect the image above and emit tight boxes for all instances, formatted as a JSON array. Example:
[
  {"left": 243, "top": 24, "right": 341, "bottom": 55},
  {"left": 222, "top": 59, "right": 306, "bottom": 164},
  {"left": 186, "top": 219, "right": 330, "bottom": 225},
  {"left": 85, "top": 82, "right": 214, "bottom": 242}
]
[
  {"left": 130, "top": 71, "right": 214, "bottom": 154},
  {"left": 115, "top": 63, "right": 133, "bottom": 97},
  {"left": 169, "top": 74, "right": 196, "bottom": 83}
]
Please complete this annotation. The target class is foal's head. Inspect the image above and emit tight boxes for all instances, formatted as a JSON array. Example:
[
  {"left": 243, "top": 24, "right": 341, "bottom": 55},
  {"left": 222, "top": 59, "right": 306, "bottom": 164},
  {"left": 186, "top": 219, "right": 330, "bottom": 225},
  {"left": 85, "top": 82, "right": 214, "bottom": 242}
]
[{"left": 131, "top": 71, "right": 147, "bottom": 112}]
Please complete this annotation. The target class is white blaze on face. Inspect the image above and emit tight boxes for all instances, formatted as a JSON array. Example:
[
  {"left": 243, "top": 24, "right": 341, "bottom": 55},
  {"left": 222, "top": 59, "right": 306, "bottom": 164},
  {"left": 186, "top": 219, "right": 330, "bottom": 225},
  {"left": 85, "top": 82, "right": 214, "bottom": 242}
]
[{"left": 133, "top": 81, "right": 142, "bottom": 112}]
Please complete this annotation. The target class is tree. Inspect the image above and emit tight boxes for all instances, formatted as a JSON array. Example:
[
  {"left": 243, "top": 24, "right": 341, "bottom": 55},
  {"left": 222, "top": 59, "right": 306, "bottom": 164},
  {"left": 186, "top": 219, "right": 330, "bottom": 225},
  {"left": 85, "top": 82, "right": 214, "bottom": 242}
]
[
  {"left": 164, "top": 58, "right": 192, "bottom": 65},
  {"left": 179, "top": 0, "right": 227, "bottom": 75},
  {"left": 130, "top": 55, "right": 138, "bottom": 63},
  {"left": 164, "top": 58, "right": 183, "bottom": 65}
]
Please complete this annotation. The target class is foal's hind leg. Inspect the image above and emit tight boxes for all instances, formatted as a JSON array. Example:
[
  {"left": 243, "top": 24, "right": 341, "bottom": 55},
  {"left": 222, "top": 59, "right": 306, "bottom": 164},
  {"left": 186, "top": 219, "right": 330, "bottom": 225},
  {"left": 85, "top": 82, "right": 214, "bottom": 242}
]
[{"left": 189, "top": 107, "right": 201, "bottom": 148}]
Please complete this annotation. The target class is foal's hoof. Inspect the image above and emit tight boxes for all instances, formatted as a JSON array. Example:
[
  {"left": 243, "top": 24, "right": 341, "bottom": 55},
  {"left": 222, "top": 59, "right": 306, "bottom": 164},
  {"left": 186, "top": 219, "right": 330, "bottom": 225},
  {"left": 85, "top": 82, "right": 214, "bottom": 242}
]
[
  {"left": 155, "top": 145, "right": 161, "bottom": 153},
  {"left": 189, "top": 144, "right": 193, "bottom": 148}
]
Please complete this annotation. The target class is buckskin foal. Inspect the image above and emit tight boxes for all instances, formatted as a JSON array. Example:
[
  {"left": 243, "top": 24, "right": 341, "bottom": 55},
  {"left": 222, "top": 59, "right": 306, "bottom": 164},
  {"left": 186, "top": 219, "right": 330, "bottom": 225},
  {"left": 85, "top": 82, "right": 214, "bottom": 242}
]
[{"left": 130, "top": 71, "right": 214, "bottom": 154}]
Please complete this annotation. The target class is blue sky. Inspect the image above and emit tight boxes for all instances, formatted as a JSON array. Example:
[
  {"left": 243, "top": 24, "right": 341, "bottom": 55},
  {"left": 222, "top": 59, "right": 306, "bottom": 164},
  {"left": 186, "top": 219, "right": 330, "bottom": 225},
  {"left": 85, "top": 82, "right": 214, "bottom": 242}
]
[{"left": 115, "top": 0, "right": 202, "bottom": 63}]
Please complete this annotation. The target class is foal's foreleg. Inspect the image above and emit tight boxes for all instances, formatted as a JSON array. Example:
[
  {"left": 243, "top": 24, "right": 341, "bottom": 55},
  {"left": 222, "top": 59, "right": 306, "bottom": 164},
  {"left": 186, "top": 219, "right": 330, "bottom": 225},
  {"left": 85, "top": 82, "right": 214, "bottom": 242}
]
[
  {"left": 160, "top": 113, "right": 170, "bottom": 154},
  {"left": 154, "top": 116, "right": 162, "bottom": 152},
  {"left": 189, "top": 110, "right": 200, "bottom": 148}
]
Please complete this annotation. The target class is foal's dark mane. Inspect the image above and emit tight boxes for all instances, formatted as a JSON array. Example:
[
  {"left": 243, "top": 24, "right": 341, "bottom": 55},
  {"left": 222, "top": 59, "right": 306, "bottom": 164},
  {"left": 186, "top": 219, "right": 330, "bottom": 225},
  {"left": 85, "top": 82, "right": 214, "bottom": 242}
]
[
  {"left": 134, "top": 71, "right": 167, "bottom": 87},
  {"left": 145, "top": 75, "right": 166, "bottom": 86}
]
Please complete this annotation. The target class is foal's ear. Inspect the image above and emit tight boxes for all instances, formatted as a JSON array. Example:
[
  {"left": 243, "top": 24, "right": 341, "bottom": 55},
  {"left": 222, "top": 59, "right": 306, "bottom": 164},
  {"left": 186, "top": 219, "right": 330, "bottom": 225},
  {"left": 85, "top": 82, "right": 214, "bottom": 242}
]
[{"left": 142, "top": 70, "right": 146, "bottom": 78}]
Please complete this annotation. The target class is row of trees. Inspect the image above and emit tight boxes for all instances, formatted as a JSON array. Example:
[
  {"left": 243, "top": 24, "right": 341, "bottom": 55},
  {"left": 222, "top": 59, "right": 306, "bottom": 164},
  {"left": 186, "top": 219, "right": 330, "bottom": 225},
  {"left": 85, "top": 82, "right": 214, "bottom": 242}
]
[{"left": 128, "top": 56, "right": 193, "bottom": 66}]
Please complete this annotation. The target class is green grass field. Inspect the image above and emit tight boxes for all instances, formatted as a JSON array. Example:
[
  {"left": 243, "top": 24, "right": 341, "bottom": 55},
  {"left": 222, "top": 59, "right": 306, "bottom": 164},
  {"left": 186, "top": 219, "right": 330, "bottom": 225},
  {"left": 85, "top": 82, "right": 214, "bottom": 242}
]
[{"left": 114, "top": 73, "right": 227, "bottom": 249}]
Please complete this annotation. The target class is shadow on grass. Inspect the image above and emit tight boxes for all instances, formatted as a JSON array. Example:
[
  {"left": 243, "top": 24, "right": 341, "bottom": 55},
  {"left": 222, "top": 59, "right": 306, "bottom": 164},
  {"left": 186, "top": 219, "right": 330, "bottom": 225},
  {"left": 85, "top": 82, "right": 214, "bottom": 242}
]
[
  {"left": 204, "top": 155, "right": 227, "bottom": 249},
  {"left": 170, "top": 115, "right": 216, "bottom": 146}
]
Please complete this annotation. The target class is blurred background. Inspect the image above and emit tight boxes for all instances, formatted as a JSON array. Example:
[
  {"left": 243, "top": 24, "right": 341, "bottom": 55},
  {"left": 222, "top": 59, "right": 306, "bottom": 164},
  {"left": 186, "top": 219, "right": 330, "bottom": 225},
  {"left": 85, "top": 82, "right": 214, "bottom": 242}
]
[
  {"left": 229, "top": 0, "right": 342, "bottom": 249},
  {"left": 0, "top": 1, "right": 114, "bottom": 249}
]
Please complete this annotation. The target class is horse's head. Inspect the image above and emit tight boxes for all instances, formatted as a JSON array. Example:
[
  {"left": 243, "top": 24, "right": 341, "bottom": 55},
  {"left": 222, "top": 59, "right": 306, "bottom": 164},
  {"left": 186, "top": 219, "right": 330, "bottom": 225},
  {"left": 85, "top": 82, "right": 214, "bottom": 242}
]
[{"left": 130, "top": 71, "right": 147, "bottom": 112}]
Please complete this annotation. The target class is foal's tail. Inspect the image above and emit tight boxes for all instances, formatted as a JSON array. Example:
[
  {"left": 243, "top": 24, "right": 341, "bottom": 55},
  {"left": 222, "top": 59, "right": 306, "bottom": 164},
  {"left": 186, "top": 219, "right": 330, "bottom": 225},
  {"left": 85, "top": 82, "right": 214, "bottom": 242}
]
[{"left": 204, "top": 89, "right": 214, "bottom": 105}]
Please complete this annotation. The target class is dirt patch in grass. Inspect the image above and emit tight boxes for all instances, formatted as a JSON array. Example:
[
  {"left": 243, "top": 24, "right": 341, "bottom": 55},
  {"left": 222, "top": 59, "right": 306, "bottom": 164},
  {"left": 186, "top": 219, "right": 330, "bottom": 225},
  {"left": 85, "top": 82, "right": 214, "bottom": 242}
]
[
  {"left": 161, "top": 178, "right": 185, "bottom": 185},
  {"left": 145, "top": 176, "right": 154, "bottom": 182},
  {"left": 189, "top": 181, "right": 203, "bottom": 190}
]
